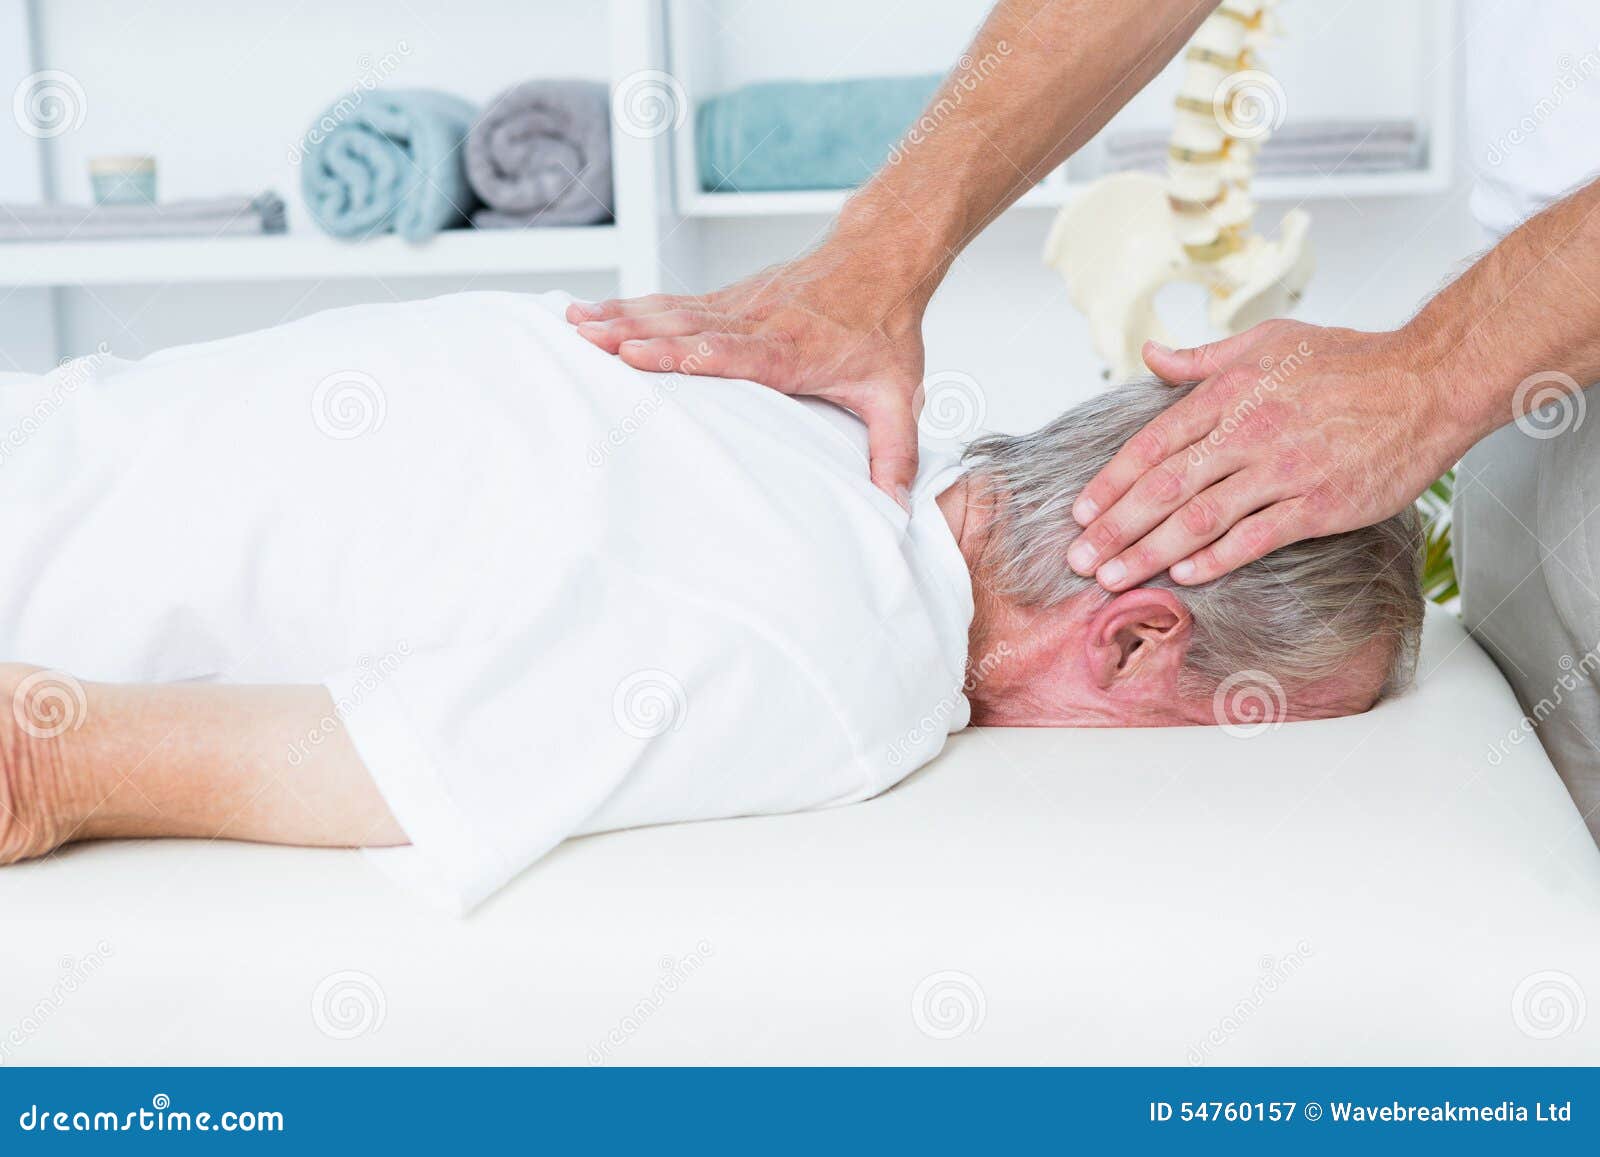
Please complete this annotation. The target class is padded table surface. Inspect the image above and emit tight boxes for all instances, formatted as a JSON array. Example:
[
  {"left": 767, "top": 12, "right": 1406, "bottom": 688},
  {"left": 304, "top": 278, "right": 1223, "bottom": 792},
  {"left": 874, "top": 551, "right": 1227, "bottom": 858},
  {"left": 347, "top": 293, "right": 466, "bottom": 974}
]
[{"left": 3, "top": 606, "right": 1598, "bottom": 1064}]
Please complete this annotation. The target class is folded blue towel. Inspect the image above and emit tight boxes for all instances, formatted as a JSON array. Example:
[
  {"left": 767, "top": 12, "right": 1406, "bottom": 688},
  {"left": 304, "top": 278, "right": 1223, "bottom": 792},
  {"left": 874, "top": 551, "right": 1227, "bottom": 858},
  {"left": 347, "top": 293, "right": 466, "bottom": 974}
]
[
  {"left": 301, "top": 89, "right": 479, "bottom": 241},
  {"left": 696, "top": 76, "right": 940, "bottom": 193}
]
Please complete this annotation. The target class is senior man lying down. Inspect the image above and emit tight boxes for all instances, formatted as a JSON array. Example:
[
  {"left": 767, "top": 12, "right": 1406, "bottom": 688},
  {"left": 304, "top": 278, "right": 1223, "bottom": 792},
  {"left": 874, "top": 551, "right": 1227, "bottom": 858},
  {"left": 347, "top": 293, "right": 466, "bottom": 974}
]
[{"left": 0, "top": 292, "right": 1422, "bottom": 908}]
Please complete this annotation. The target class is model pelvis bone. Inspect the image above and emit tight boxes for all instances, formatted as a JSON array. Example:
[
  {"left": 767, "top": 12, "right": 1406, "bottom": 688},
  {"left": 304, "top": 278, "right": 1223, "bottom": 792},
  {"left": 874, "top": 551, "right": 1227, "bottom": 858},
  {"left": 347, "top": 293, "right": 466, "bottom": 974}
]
[{"left": 1043, "top": 173, "right": 1312, "bottom": 381}]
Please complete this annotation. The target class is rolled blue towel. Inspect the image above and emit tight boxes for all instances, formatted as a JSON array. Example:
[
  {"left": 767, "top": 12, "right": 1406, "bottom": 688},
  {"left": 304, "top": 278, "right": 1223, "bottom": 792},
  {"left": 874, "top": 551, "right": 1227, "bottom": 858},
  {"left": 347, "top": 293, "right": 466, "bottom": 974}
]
[
  {"left": 301, "top": 89, "right": 479, "bottom": 241},
  {"left": 696, "top": 75, "right": 940, "bottom": 193}
]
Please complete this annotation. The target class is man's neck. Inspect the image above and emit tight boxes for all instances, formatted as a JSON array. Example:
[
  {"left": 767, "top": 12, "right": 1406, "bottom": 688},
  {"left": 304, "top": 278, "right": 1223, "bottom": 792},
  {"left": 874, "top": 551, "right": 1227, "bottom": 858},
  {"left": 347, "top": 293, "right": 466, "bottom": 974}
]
[
  {"left": 935, "top": 475, "right": 973, "bottom": 559},
  {"left": 937, "top": 475, "right": 1005, "bottom": 663}
]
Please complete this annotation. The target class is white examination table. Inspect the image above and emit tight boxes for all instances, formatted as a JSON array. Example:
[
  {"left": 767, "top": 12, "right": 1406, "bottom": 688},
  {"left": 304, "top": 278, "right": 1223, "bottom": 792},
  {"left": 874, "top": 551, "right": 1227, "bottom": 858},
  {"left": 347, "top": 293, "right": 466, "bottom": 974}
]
[{"left": 2, "top": 606, "right": 1597, "bottom": 1064}]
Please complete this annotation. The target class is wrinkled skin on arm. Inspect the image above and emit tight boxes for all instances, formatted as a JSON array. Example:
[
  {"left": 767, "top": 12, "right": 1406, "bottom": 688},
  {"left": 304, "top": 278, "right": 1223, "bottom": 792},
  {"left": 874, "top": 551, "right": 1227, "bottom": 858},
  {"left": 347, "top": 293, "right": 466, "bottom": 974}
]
[{"left": 0, "top": 664, "right": 405, "bottom": 865}]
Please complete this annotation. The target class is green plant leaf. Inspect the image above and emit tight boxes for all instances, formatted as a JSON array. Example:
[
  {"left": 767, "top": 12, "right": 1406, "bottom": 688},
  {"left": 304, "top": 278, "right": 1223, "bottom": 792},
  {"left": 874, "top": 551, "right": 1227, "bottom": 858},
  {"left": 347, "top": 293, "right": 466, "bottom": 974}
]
[{"left": 1417, "top": 469, "right": 1456, "bottom": 607}]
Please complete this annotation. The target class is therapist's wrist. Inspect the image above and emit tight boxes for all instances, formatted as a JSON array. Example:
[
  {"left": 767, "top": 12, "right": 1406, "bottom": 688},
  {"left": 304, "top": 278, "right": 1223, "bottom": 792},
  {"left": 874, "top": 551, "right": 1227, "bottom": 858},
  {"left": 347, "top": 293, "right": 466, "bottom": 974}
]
[
  {"left": 789, "top": 234, "right": 930, "bottom": 351},
  {"left": 1395, "top": 311, "right": 1519, "bottom": 454},
  {"left": 829, "top": 190, "right": 951, "bottom": 321}
]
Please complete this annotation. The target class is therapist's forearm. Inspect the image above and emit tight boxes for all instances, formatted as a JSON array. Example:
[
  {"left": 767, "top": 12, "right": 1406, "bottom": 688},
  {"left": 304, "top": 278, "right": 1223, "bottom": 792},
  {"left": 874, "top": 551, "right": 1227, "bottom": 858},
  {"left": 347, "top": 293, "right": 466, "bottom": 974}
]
[
  {"left": 572, "top": 0, "right": 1221, "bottom": 501},
  {"left": 1407, "top": 175, "right": 1600, "bottom": 444},
  {"left": 831, "top": 0, "right": 1219, "bottom": 311}
]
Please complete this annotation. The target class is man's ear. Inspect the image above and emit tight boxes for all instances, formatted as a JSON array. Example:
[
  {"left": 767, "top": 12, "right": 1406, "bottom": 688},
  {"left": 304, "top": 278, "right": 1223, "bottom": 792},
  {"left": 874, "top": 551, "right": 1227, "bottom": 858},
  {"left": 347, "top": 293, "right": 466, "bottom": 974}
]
[{"left": 1083, "top": 588, "right": 1192, "bottom": 689}]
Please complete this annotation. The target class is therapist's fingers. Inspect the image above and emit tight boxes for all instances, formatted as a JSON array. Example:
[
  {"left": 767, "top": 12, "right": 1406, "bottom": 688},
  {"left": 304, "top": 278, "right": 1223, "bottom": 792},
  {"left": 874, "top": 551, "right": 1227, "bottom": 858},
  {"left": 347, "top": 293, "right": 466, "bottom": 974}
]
[
  {"left": 1070, "top": 389, "right": 1220, "bottom": 531},
  {"left": 848, "top": 388, "right": 920, "bottom": 509},
  {"left": 1141, "top": 329, "right": 1270, "bottom": 384},
  {"left": 575, "top": 310, "right": 729, "bottom": 354},
  {"left": 567, "top": 294, "right": 702, "bottom": 323},
  {"left": 1065, "top": 435, "right": 1251, "bottom": 580},
  {"left": 1087, "top": 471, "right": 1284, "bottom": 591},
  {"left": 615, "top": 332, "right": 786, "bottom": 382},
  {"left": 1166, "top": 499, "right": 1308, "bottom": 585}
]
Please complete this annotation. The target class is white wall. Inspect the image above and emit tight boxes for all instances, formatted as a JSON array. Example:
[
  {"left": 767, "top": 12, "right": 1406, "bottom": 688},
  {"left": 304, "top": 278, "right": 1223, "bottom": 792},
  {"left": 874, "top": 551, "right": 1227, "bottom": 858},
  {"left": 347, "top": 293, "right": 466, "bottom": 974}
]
[
  {"left": 0, "top": 0, "right": 55, "bottom": 374},
  {"left": 3, "top": 0, "right": 1482, "bottom": 438}
]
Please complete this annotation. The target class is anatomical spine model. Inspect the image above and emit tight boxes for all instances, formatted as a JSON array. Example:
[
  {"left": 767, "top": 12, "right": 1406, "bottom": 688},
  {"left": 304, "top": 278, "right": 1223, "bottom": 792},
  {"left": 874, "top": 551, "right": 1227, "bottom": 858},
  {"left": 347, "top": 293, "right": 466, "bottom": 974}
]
[{"left": 1044, "top": 0, "right": 1313, "bottom": 380}]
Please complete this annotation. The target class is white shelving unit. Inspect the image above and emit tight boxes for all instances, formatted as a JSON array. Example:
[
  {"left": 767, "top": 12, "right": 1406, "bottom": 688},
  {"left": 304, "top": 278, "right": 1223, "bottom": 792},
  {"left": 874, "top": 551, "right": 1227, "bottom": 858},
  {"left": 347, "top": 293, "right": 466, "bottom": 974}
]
[
  {"left": 676, "top": 168, "right": 1454, "bottom": 219},
  {"left": 4, "top": 0, "right": 675, "bottom": 300},
  {"left": 665, "top": 0, "right": 1458, "bottom": 218},
  {"left": 3, "top": 0, "right": 1460, "bottom": 302},
  {"left": 677, "top": 180, "right": 1067, "bottom": 219},
  {"left": 0, "top": 227, "right": 623, "bottom": 288}
]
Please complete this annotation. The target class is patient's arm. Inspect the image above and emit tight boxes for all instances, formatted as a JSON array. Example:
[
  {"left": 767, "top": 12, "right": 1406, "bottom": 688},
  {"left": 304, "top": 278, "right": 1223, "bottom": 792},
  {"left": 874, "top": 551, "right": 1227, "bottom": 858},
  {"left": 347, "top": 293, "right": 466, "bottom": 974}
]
[{"left": 0, "top": 664, "right": 405, "bottom": 865}]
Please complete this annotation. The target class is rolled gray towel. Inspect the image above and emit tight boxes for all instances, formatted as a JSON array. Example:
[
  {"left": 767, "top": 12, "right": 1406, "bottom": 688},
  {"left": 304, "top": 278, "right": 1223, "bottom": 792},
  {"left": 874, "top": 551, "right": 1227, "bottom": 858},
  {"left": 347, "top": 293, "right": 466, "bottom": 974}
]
[{"left": 465, "top": 80, "right": 613, "bottom": 227}]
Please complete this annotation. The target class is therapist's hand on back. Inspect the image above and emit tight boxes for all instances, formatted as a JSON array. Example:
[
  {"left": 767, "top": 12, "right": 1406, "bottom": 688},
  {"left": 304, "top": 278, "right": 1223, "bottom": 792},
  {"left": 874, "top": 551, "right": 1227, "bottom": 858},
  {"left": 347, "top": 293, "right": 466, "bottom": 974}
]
[
  {"left": 567, "top": 237, "right": 928, "bottom": 509},
  {"left": 1066, "top": 319, "right": 1468, "bottom": 591},
  {"left": 566, "top": 0, "right": 1224, "bottom": 509}
]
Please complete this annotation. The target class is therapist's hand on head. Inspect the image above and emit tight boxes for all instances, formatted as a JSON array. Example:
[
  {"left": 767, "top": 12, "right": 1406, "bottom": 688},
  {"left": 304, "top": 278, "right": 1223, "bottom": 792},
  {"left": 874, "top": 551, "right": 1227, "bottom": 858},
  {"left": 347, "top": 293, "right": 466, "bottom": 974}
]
[
  {"left": 567, "top": 241, "right": 927, "bottom": 508},
  {"left": 1066, "top": 320, "right": 1466, "bottom": 591},
  {"left": 1070, "top": 167, "right": 1600, "bottom": 592}
]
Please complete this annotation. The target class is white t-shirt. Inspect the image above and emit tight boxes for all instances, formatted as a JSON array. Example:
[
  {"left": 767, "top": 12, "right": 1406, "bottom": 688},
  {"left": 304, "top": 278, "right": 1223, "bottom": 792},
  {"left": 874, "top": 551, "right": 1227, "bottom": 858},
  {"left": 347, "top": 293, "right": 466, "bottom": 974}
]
[
  {"left": 0, "top": 292, "right": 973, "bottom": 910},
  {"left": 1466, "top": 0, "right": 1600, "bottom": 238}
]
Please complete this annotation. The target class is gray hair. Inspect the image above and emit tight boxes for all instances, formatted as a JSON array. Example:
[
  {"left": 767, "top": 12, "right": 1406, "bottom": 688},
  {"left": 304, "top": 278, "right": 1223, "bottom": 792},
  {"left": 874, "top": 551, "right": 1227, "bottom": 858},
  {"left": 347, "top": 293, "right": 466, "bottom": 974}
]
[{"left": 963, "top": 378, "right": 1424, "bottom": 700}]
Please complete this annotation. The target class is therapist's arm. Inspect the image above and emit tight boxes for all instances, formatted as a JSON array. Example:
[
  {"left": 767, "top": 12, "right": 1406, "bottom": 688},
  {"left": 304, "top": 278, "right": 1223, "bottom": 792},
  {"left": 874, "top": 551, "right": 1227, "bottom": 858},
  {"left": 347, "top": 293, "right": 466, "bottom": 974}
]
[
  {"left": 1064, "top": 174, "right": 1600, "bottom": 591},
  {"left": 570, "top": 0, "right": 1219, "bottom": 504}
]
